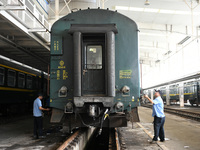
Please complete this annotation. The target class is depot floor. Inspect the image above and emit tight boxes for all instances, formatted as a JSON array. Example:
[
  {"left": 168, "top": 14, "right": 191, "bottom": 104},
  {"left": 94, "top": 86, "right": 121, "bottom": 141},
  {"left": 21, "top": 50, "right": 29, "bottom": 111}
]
[
  {"left": 136, "top": 106, "right": 200, "bottom": 150},
  {"left": 0, "top": 115, "right": 66, "bottom": 150},
  {"left": 0, "top": 107, "right": 199, "bottom": 150}
]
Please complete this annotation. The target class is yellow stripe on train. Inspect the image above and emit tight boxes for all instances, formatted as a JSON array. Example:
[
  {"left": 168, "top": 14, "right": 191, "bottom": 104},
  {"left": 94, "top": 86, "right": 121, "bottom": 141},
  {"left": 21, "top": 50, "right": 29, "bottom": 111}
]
[
  {"left": 0, "top": 87, "right": 35, "bottom": 92},
  {"left": 163, "top": 93, "right": 194, "bottom": 96},
  {"left": 0, "top": 64, "right": 37, "bottom": 76}
]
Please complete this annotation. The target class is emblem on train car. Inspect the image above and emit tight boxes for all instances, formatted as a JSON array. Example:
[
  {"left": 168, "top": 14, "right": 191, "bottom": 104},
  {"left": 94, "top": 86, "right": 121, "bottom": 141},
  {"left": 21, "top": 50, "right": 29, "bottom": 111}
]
[{"left": 58, "top": 60, "right": 66, "bottom": 69}]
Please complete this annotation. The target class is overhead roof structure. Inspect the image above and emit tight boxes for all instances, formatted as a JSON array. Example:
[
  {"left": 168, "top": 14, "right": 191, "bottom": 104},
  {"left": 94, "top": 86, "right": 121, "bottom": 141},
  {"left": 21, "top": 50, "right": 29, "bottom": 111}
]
[
  {"left": 104, "top": 0, "right": 200, "bottom": 66},
  {"left": 0, "top": 0, "right": 50, "bottom": 72},
  {"left": 48, "top": 0, "right": 200, "bottom": 67},
  {"left": 0, "top": 0, "right": 200, "bottom": 83}
]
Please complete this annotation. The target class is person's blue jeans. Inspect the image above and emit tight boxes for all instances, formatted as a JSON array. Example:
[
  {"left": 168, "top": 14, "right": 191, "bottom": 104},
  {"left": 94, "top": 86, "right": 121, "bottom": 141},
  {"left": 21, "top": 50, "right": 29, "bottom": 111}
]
[{"left": 153, "top": 116, "right": 165, "bottom": 141}]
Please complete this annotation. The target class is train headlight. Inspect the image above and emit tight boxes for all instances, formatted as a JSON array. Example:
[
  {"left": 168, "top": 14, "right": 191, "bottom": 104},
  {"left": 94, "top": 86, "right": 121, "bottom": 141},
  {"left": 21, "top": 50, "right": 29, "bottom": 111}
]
[
  {"left": 58, "top": 86, "right": 67, "bottom": 97},
  {"left": 121, "top": 85, "right": 130, "bottom": 93}
]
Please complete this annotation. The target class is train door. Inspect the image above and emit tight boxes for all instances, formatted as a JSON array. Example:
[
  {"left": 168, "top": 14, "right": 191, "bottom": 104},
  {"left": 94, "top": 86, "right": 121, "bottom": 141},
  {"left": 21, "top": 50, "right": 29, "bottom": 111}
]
[{"left": 82, "top": 34, "right": 106, "bottom": 96}]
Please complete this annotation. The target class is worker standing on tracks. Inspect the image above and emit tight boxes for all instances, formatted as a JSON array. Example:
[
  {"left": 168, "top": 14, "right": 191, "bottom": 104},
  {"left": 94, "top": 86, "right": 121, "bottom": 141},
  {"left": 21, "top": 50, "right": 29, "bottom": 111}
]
[
  {"left": 33, "top": 93, "right": 50, "bottom": 139},
  {"left": 144, "top": 90, "right": 165, "bottom": 144}
]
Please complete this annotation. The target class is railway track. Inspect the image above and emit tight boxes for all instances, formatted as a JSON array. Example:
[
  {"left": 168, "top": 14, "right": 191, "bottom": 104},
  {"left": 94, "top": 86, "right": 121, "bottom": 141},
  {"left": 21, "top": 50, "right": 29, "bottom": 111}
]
[
  {"left": 57, "top": 127, "right": 120, "bottom": 150},
  {"left": 108, "top": 128, "right": 120, "bottom": 150},
  {"left": 57, "top": 127, "right": 95, "bottom": 150},
  {"left": 142, "top": 105, "right": 200, "bottom": 122}
]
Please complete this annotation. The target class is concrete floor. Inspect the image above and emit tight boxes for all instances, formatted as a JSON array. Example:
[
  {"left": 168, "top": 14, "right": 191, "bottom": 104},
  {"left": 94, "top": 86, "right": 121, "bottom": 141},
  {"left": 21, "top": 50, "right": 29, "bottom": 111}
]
[
  {"left": 0, "top": 115, "right": 66, "bottom": 150},
  {"left": 0, "top": 107, "right": 199, "bottom": 150},
  {"left": 138, "top": 106, "right": 200, "bottom": 150},
  {"left": 118, "top": 122, "right": 162, "bottom": 150},
  {"left": 165, "top": 105, "right": 200, "bottom": 113}
]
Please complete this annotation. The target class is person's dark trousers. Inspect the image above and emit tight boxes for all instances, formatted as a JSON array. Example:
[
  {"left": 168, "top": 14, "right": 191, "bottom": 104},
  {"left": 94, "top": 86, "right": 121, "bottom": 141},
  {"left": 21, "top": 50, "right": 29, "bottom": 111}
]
[
  {"left": 34, "top": 116, "right": 43, "bottom": 137},
  {"left": 153, "top": 116, "right": 165, "bottom": 141}
]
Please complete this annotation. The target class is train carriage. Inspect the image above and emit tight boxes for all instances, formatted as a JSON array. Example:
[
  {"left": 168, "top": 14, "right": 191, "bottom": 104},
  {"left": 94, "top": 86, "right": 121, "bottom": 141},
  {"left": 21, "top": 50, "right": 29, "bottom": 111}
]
[
  {"left": 169, "top": 84, "right": 179, "bottom": 103},
  {"left": 0, "top": 58, "right": 47, "bottom": 115},
  {"left": 50, "top": 9, "right": 140, "bottom": 129},
  {"left": 184, "top": 81, "right": 199, "bottom": 106},
  {"left": 160, "top": 87, "right": 166, "bottom": 103}
]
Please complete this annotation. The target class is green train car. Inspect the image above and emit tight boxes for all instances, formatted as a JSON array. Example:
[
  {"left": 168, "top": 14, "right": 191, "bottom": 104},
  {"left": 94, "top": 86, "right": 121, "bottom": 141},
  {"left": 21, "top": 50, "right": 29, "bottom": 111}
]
[
  {"left": 50, "top": 9, "right": 140, "bottom": 130},
  {"left": 160, "top": 87, "right": 166, "bottom": 102},
  {"left": 147, "top": 80, "right": 200, "bottom": 106},
  {"left": 0, "top": 58, "right": 47, "bottom": 115},
  {"left": 184, "top": 81, "right": 200, "bottom": 106},
  {"left": 169, "top": 84, "right": 179, "bottom": 103}
]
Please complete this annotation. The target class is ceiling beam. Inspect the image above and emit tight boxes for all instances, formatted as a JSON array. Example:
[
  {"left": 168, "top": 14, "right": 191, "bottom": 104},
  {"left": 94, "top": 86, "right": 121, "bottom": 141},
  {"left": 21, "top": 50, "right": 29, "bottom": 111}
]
[
  {"left": 0, "top": 6, "right": 26, "bottom": 10},
  {"left": 0, "top": 34, "right": 49, "bottom": 65},
  {"left": 28, "top": 28, "right": 47, "bottom": 32}
]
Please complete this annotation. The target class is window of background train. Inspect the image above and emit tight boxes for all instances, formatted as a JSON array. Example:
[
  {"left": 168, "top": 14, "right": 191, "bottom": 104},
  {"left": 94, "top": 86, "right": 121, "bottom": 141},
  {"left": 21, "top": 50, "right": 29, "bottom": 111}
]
[
  {"left": 0, "top": 67, "right": 5, "bottom": 85},
  {"left": 86, "top": 45, "right": 102, "bottom": 69},
  {"left": 26, "top": 75, "right": 32, "bottom": 89},
  {"left": 7, "top": 70, "right": 16, "bottom": 87},
  {"left": 18, "top": 73, "right": 25, "bottom": 88}
]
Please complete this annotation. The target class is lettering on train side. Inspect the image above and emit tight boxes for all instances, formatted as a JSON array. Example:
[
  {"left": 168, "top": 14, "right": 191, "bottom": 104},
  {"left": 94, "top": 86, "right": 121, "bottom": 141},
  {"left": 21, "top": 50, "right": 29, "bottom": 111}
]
[
  {"left": 57, "top": 70, "right": 60, "bottom": 80},
  {"left": 119, "top": 70, "right": 132, "bottom": 79},
  {"left": 63, "top": 70, "right": 68, "bottom": 80},
  {"left": 54, "top": 41, "right": 59, "bottom": 51}
]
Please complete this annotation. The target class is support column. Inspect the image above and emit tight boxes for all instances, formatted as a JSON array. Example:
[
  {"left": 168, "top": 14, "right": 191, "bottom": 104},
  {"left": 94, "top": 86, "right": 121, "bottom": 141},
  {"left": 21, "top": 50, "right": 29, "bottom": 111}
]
[
  {"left": 151, "top": 89, "right": 154, "bottom": 100},
  {"left": 166, "top": 85, "right": 170, "bottom": 106},
  {"left": 73, "top": 32, "right": 81, "bottom": 97},
  {"left": 102, "top": 0, "right": 105, "bottom": 9},
  {"left": 106, "top": 31, "right": 115, "bottom": 97},
  {"left": 55, "top": 0, "right": 59, "bottom": 20},
  {"left": 179, "top": 82, "right": 184, "bottom": 107}
]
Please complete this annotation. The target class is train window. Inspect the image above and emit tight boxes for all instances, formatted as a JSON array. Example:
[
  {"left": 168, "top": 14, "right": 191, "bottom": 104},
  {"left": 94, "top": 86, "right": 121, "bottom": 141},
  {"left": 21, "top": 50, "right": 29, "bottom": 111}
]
[
  {"left": 0, "top": 67, "right": 5, "bottom": 85},
  {"left": 86, "top": 45, "right": 102, "bottom": 69},
  {"left": 18, "top": 73, "right": 25, "bottom": 88},
  {"left": 27, "top": 75, "right": 32, "bottom": 89},
  {"left": 7, "top": 70, "right": 16, "bottom": 87},
  {"left": 184, "top": 87, "right": 188, "bottom": 93},
  {"left": 189, "top": 86, "right": 194, "bottom": 93}
]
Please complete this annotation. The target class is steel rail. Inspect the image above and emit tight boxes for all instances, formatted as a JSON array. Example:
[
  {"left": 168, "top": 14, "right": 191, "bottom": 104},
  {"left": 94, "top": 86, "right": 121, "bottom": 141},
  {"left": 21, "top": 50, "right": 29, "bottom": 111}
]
[
  {"left": 142, "top": 105, "right": 200, "bottom": 121},
  {"left": 57, "top": 127, "right": 95, "bottom": 150}
]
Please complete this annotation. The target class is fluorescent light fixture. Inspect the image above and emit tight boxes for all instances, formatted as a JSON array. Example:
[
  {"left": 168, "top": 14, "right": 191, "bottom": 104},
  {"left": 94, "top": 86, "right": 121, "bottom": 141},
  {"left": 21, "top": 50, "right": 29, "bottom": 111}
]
[
  {"left": 175, "top": 10, "right": 190, "bottom": 15},
  {"left": 140, "top": 32, "right": 166, "bottom": 37},
  {"left": 144, "top": 8, "right": 159, "bottom": 13},
  {"left": 139, "top": 46, "right": 164, "bottom": 51},
  {"left": 115, "top": 6, "right": 128, "bottom": 11},
  {"left": 193, "top": 12, "right": 200, "bottom": 15},
  {"left": 159, "top": 9, "right": 175, "bottom": 14},
  {"left": 0, "top": 55, "right": 48, "bottom": 74},
  {"left": 129, "top": 7, "right": 144, "bottom": 11},
  {"left": 0, "top": 55, "right": 10, "bottom": 61},
  {"left": 115, "top": 6, "right": 200, "bottom": 15}
]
